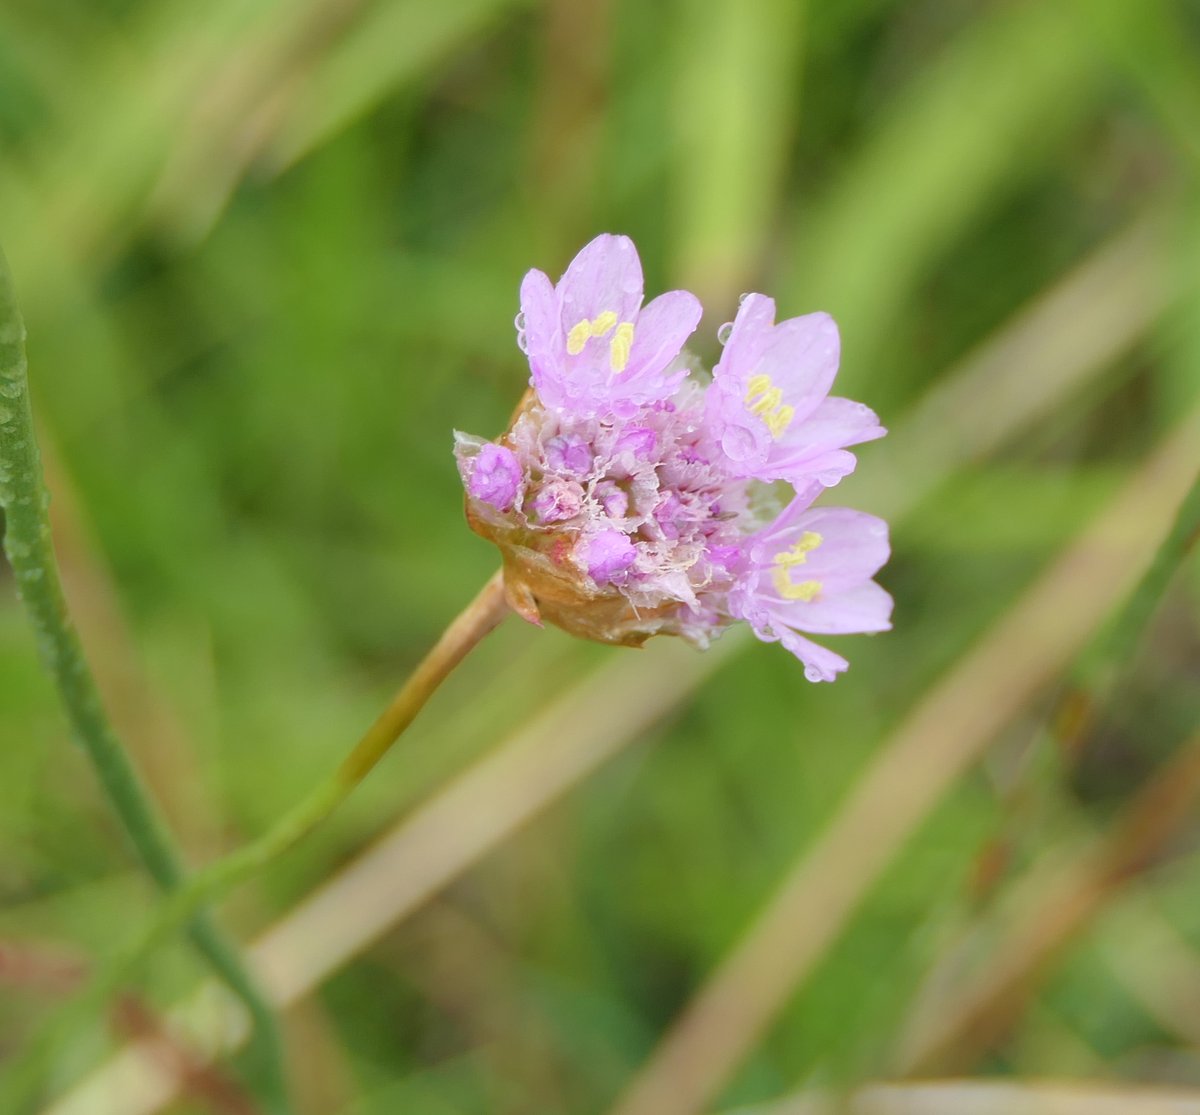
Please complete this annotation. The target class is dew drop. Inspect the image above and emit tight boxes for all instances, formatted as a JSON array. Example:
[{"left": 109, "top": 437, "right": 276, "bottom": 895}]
[
  {"left": 516, "top": 330, "right": 529, "bottom": 354},
  {"left": 717, "top": 322, "right": 733, "bottom": 345},
  {"left": 738, "top": 292, "right": 751, "bottom": 305},
  {"left": 513, "top": 311, "right": 526, "bottom": 331}
]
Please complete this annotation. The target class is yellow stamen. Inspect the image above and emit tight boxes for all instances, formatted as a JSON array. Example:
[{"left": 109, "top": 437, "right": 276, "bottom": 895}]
[
  {"left": 590, "top": 310, "right": 618, "bottom": 337},
  {"left": 745, "top": 374, "right": 771, "bottom": 402},
  {"left": 610, "top": 322, "right": 635, "bottom": 373},
  {"left": 567, "top": 320, "right": 591, "bottom": 355},
  {"left": 773, "top": 532, "right": 823, "bottom": 567},
  {"left": 765, "top": 404, "right": 795, "bottom": 438},
  {"left": 567, "top": 311, "right": 622, "bottom": 357},
  {"left": 744, "top": 373, "right": 794, "bottom": 438},
  {"left": 772, "top": 571, "right": 822, "bottom": 601}
]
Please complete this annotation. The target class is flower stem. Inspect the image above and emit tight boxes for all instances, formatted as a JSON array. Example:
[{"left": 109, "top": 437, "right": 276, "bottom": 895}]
[
  {"left": 3, "top": 567, "right": 509, "bottom": 1110},
  {"left": 0, "top": 249, "right": 293, "bottom": 1114}
]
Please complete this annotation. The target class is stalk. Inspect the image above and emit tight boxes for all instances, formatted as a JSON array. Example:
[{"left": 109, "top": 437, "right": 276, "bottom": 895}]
[{"left": 0, "top": 249, "right": 292, "bottom": 1114}]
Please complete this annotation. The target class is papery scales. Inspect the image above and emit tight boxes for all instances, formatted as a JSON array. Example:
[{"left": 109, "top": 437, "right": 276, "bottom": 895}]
[{"left": 456, "top": 234, "right": 892, "bottom": 681}]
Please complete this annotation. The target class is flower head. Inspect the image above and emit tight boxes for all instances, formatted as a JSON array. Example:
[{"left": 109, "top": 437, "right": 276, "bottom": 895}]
[
  {"left": 456, "top": 234, "right": 892, "bottom": 679},
  {"left": 705, "top": 294, "right": 886, "bottom": 487}
]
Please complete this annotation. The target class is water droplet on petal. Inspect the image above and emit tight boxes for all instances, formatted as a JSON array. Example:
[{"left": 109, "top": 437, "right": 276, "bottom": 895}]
[
  {"left": 516, "top": 331, "right": 528, "bottom": 353},
  {"left": 717, "top": 322, "right": 733, "bottom": 345},
  {"left": 738, "top": 292, "right": 750, "bottom": 305},
  {"left": 513, "top": 311, "right": 526, "bottom": 331}
]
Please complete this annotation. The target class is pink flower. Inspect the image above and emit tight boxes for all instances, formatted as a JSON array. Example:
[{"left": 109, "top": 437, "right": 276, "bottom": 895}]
[
  {"left": 518, "top": 234, "right": 703, "bottom": 420},
  {"left": 729, "top": 484, "right": 893, "bottom": 682},
  {"left": 463, "top": 442, "right": 521, "bottom": 511},
  {"left": 457, "top": 235, "right": 893, "bottom": 677},
  {"left": 705, "top": 294, "right": 885, "bottom": 487}
]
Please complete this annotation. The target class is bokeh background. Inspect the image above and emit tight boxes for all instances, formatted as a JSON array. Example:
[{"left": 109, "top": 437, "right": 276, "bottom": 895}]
[{"left": 2, "top": 1, "right": 1200, "bottom": 1112}]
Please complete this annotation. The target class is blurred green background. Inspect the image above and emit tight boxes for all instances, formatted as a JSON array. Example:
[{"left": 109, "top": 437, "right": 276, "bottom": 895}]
[{"left": 1, "top": 1, "right": 1200, "bottom": 1112}]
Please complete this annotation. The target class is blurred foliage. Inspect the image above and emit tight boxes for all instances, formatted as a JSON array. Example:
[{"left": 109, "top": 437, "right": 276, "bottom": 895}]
[{"left": 1, "top": 0, "right": 1199, "bottom": 1113}]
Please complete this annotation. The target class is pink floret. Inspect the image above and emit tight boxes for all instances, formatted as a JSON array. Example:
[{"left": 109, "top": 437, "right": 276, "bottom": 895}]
[
  {"left": 519, "top": 234, "right": 702, "bottom": 420},
  {"left": 705, "top": 293, "right": 885, "bottom": 489},
  {"left": 582, "top": 530, "right": 637, "bottom": 583},
  {"left": 467, "top": 443, "right": 522, "bottom": 511},
  {"left": 729, "top": 486, "right": 893, "bottom": 682}
]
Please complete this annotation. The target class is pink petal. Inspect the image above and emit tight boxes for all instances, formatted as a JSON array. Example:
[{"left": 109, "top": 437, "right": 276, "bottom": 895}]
[
  {"left": 778, "top": 630, "right": 849, "bottom": 683},
  {"left": 520, "top": 268, "right": 561, "bottom": 390},
  {"left": 743, "top": 483, "right": 828, "bottom": 560},
  {"left": 715, "top": 293, "right": 777, "bottom": 384},
  {"left": 761, "top": 396, "right": 886, "bottom": 484},
  {"left": 776, "top": 581, "right": 893, "bottom": 636},
  {"left": 753, "top": 312, "right": 840, "bottom": 423},
  {"left": 763, "top": 506, "right": 890, "bottom": 588},
  {"left": 622, "top": 289, "right": 702, "bottom": 383},
  {"left": 558, "top": 234, "right": 643, "bottom": 329},
  {"left": 801, "top": 395, "right": 887, "bottom": 448}
]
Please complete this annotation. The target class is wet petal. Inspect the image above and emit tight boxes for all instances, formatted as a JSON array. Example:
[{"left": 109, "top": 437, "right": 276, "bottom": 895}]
[
  {"left": 764, "top": 506, "right": 890, "bottom": 589},
  {"left": 714, "top": 293, "right": 777, "bottom": 384},
  {"left": 774, "top": 581, "right": 893, "bottom": 636},
  {"left": 521, "top": 268, "right": 562, "bottom": 394},
  {"left": 753, "top": 312, "right": 840, "bottom": 423},
  {"left": 558, "top": 234, "right": 643, "bottom": 329},
  {"left": 622, "top": 289, "right": 702, "bottom": 383},
  {"left": 778, "top": 629, "right": 849, "bottom": 682}
]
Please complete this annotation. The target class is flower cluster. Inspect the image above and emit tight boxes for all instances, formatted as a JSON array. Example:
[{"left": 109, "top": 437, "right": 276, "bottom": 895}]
[{"left": 454, "top": 234, "right": 892, "bottom": 682}]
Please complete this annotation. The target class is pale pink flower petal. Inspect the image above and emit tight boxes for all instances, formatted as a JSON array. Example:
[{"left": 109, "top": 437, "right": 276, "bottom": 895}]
[
  {"left": 617, "top": 289, "right": 703, "bottom": 393},
  {"left": 779, "top": 630, "right": 850, "bottom": 683}
]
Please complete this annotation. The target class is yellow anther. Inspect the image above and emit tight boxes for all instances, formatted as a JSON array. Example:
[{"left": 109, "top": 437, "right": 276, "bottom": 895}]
[
  {"left": 748, "top": 386, "right": 783, "bottom": 417},
  {"left": 745, "top": 374, "right": 771, "bottom": 403},
  {"left": 744, "top": 372, "right": 794, "bottom": 439},
  {"left": 772, "top": 570, "right": 822, "bottom": 601},
  {"left": 590, "top": 310, "right": 618, "bottom": 337},
  {"left": 610, "top": 322, "right": 635, "bottom": 373},
  {"left": 773, "top": 532, "right": 823, "bottom": 568},
  {"left": 567, "top": 311, "right": 622, "bottom": 357},
  {"left": 765, "top": 404, "right": 795, "bottom": 438},
  {"left": 567, "top": 320, "right": 591, "bottom": 355}
]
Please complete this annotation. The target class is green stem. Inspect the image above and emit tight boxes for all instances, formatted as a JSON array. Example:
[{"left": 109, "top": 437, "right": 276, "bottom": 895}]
[
  {"left": 5, "top": 566, "right": 509, "bottom": 1111},
  {"left": 0, "top": 250, "right": 292, "bottom": 1114}
]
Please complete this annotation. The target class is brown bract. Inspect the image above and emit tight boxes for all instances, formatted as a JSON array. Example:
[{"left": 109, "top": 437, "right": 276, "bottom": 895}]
[{"left": 464, "top": 499, "right": 677, "bottom": 647}]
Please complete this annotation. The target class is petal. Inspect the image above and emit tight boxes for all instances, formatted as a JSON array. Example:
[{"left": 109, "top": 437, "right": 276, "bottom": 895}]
[
  {"left": 714, "top": 293, "right": 777, "bottom": 385},
  {"left": 769, "top": 506, "right": 890, "bottom": 588},
  {"left": 753, "top": 312, "right": 840, "bottom": 423},
  {"left": 779, "top": 629, "right": 849, "bottom": 682},
  {"left": 802, "top": 395, "right": 887, "bottom": 449},
  {"left": 743, "top": 483, "right": 829, "bottom": 562},
  {"left": 762, "top": 396, "right": 885, "bottom": 484},
  {"left": 780, "top": 581, "right": 893, "bottom": 635},
  {"left": 520, "top": 268, "right": 560, "bottom": 382},
  {"left": 558, "top": 233, "right": 643, "bottom": 328},
  {"left": 704, "top": 378, "right": 771, "bottom": 473},
  {"left": 622, "top": 289, "right": 702, "bottom": 382}
]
